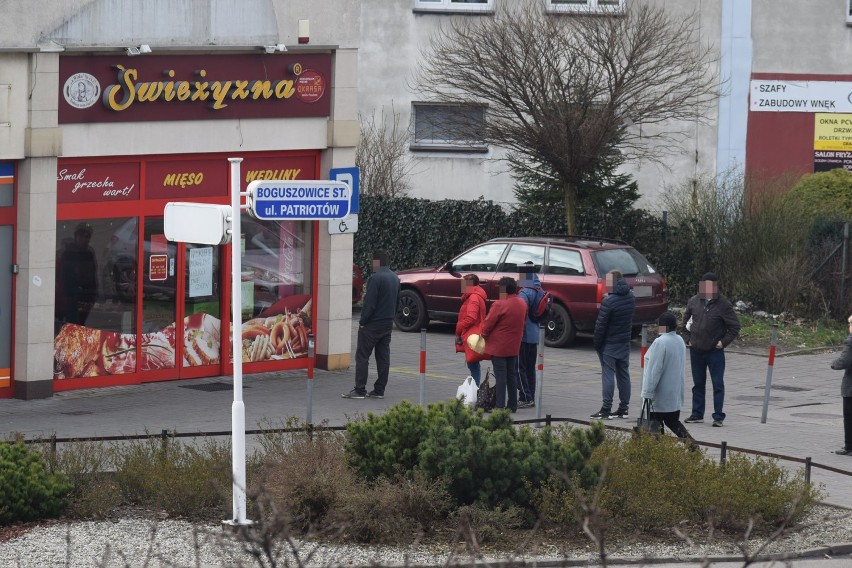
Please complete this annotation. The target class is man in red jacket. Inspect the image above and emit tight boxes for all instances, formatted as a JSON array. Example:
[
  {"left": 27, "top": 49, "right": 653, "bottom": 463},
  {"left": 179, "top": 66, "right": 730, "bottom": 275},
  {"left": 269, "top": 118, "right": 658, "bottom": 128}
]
[{"left": 481, "top": 276, "right": 527, "bottom": 412}]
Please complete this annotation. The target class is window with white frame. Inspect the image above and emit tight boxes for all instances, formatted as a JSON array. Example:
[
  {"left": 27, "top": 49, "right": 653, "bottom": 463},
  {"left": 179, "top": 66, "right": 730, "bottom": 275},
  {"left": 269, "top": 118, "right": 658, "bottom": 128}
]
[
  {"left": 546, "top": 0, "right": 625, "bottom": 14},
  {"left": 411, "top": 103, "right": 487, "bottom": 152},
  {"left": 414, "top": 0, "right": 494, "bottom": 14}
]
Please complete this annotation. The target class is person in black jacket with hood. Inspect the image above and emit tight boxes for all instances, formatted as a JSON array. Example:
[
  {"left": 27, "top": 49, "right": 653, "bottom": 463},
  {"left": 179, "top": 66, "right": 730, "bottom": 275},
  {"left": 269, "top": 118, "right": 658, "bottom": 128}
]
[
  {"left": 591, "top": 270, "right": 635, "bottom": 419},
  {"left": 343, "top": 249, "right": 400, "bottom": 399}
]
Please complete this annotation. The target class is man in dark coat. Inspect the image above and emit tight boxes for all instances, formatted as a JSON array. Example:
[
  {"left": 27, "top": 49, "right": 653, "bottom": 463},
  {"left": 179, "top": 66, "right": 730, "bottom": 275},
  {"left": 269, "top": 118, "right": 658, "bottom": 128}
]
[
  {"left": 829, "top": 314, "right": 852, "bottom": 455},
  {"left": 591, "top": 270, "right": 635, "bottom": 419},
  {"left": 682, "top": 272, "right": 741, "bottom": 427},
  {"left": 343, "top": 249, "right": 400, "bottom": 399}
]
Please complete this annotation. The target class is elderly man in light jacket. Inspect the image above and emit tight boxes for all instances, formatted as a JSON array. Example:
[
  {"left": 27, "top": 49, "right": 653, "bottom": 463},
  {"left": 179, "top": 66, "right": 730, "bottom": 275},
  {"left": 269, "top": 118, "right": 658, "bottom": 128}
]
[{"left": 641, "top": 311, "right": 696, "bottom": 448}]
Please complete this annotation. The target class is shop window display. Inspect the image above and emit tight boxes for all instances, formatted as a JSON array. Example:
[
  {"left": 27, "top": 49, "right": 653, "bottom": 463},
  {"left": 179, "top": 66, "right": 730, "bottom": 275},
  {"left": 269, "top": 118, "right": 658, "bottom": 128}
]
[
  {"left": 54, "top": 218, "right": 138, "bottom": 378},
  {"left": 239, "top": 214, "right": 313, "bottom": 363}
]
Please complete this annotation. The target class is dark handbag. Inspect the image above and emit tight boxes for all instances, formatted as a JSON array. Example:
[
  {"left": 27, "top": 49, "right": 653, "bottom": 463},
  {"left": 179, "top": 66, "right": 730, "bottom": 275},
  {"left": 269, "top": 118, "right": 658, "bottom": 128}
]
[
  {"left": 475, "top": 367, "right": 497, "bottom": 412},
  {"left": 635, "top": 399, "right": 662, "bottom": 435}
]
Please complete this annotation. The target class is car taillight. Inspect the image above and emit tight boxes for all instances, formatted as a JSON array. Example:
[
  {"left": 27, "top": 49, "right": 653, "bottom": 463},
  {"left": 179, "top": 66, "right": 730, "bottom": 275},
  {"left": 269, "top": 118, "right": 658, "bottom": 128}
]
[
  {"left": 596, "top": 279, "right": 605, "bottom": 304},
  {"left": 661, "top": 277, "right": 667, "bottom": 301}
]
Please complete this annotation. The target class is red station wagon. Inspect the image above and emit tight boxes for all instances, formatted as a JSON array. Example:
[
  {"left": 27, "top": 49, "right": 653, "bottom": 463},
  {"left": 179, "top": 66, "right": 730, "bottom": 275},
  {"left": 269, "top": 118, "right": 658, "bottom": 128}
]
[{"left": 394, "top": 236, "right": 668, "bottom": 347}]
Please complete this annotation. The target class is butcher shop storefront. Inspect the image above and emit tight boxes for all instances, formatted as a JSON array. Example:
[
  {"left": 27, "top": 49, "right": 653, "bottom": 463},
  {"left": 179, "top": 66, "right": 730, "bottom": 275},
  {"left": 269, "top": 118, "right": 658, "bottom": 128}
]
[
  {"left": 53, "top": 152, "right": 319, "bottom": 390},
  {"left": 31, "top": 51, "right": 341, "bottom": 394}
]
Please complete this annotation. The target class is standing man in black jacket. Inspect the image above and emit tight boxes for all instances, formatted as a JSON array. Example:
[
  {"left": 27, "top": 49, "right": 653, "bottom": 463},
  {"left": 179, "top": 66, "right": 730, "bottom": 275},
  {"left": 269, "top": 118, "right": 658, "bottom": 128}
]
[
  {"left": 591, "top": 270, "right": 635, "bottom": 419},
  {"left": 343, "top": 249, "right": 400, "bottom": 399},
  {"left": 683, "top": 272, "right": 741, "bottom": 427}
]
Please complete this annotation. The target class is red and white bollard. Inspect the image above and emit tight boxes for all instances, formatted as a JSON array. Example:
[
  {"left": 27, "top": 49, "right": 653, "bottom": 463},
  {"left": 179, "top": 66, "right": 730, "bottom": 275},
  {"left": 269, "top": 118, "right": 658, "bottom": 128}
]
[{"left": 760, "top": 321, "right": 779, "bottom": 423}]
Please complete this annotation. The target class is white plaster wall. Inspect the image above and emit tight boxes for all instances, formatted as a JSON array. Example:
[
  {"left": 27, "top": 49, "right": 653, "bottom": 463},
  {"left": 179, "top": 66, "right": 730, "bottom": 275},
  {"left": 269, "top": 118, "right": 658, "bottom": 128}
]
[
  {"left": 752, "top": 0, "right": 852, "bottom": 74},
  {"left": 359, "top": 0, "right": 724, "bottom": 211},
  {"left": 0, "top": 56, "right": 30, "bottom": 159}
]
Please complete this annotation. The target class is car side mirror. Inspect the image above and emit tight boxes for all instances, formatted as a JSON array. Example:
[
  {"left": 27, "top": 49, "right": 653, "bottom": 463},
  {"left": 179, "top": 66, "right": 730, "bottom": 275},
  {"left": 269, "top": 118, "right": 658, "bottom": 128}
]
[{"left": 445, "top": 261, "right": 462, "bottom": 279}]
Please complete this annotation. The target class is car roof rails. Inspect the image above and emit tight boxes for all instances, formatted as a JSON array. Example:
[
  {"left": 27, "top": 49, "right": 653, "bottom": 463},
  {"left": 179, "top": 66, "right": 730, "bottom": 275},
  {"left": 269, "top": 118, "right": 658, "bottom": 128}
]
[{"left": 536, "top": 234, "right": 629, "bottom": 246}]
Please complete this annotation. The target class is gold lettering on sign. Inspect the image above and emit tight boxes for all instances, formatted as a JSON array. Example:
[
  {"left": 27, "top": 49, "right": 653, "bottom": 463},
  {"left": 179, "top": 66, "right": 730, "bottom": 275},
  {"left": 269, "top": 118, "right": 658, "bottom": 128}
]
[
  {"left": 163, "top": 172, "right": 205, "bottom": 188},
  {"left": 102, "top": 66, "right": 300, "bottom": 112},
  {"left": 245, "top": 169, "right": 302, "bottom": 182}
]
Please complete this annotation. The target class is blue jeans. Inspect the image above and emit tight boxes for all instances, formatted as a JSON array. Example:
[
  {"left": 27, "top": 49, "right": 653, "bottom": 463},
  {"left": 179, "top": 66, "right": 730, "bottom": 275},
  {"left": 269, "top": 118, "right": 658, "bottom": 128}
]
[
  {"left": 467, "top": 362, "right": 481, "bottom": 386},
  {"left": 689, "top": 348, "right": 726, "bottom": 422},
  {"left": 599, "top": 351, "right": 631, "bottom": 413},
  {"left": 491, "top": 356, "right": 518, "bottom": 411}
]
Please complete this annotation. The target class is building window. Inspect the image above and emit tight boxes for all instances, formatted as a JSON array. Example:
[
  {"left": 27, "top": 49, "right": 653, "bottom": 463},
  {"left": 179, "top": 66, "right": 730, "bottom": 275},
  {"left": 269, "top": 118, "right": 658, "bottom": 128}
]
[
  {"left": 411, "top": 103, "right": 487, "bottom": 152},
  {"left": 546, "top": 0, "right": 625, "bottom": 14},
  {"left": 414, "top": 0, "right": 494, "bottom": 14},
  {"left": 848, "top": 0, "right": 852, "bottom": 24}
]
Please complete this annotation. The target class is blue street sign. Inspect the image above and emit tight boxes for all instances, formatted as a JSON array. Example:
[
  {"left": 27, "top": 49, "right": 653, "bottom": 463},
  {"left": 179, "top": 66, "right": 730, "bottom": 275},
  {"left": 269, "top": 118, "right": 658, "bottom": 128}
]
[
  {"left": 248, "top": 180, "right": 350, "bottom": 220},
  {"left": 329, "top": 166, "right": 360, "bottom": 213}
]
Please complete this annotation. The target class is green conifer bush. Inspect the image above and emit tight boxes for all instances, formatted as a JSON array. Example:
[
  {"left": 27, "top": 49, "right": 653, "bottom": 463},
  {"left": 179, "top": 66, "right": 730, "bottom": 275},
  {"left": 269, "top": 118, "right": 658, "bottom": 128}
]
[{"left": 0, "top": 441, "right": 70, "bottom": 524}]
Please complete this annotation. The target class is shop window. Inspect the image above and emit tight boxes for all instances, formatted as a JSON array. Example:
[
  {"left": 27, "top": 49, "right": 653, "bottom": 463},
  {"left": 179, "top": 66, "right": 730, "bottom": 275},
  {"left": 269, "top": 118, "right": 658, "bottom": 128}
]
[
  {"left": 411, "top": 103, "right": 488, "bottom": 152},
  {"left": 239, "top": 215, "right": 313, "bottom": 363},
  {"left": 546, "top": 0, "right": 625, "bottom": 14},
  {"left": 414, "top": 0, "right": 494, "bottom": 13},
  {"left": 54, "top": 217, "right": 138, "bottom": 379}
]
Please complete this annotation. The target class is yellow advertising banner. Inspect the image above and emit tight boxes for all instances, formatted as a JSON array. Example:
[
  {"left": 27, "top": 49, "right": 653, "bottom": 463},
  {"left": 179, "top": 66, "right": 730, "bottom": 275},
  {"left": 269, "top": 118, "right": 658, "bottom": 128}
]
[{"left": 814, "top": 113, "right": 852, "bottom": 150}]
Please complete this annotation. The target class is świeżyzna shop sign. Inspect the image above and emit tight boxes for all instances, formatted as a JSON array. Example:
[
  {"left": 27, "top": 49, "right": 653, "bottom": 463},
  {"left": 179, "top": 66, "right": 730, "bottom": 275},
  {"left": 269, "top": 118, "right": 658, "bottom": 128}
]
[{"left": 59, "top": 54, "right": 331, "bottom": 124}]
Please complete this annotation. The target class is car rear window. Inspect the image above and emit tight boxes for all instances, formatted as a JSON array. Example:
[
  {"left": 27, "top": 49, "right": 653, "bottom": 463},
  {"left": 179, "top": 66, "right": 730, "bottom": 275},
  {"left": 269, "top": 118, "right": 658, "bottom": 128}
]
[{"left": 592, "top": 248, "right": 652, "bottom": 277}]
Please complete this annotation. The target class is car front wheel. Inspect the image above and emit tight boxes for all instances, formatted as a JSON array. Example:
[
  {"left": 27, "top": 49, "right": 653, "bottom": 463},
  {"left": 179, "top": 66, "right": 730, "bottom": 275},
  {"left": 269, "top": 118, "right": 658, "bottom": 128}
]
[
  {"left": 544, "top": 303, "right": 576, "bottom": 348},
  {"left": 395, "top": 289, "right": 428, "bottom": 332}
]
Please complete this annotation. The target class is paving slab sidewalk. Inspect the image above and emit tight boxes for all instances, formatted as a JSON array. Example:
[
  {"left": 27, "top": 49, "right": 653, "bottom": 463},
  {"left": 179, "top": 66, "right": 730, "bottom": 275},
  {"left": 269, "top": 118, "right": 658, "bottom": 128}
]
[{"left": 1, "top": 315, "right": 850, "bottom": 507}]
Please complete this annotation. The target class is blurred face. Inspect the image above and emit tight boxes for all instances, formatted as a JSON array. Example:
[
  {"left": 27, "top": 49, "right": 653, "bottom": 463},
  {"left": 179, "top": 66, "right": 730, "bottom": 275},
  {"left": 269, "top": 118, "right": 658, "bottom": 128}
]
[
  {"left": 461, "top": 278, "right": 470, "bottom": 293},
  {"left": 372, "top": 258, "right": 380, "bottom": 271},
  {"left": 498, "top": 286, "right": 507, "bottom": 300},
  {"left": 699, "top": 280, "right": 717, "bottom": 299},
  {"left": 518, "top": 272, "right": 534, "bottom": 288},
  {"left": 605, "top": 273, "right": 617, "bottom": 293},
  {"left": 658, "top": 324, "right": 668, "bottom": 335}
]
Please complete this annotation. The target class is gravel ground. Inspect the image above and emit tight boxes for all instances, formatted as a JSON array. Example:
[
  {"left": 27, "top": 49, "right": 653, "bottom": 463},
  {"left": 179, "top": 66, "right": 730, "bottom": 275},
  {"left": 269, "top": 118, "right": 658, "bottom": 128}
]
[{"left": 0, "top": 505, "right": 850, "bottom": 567}]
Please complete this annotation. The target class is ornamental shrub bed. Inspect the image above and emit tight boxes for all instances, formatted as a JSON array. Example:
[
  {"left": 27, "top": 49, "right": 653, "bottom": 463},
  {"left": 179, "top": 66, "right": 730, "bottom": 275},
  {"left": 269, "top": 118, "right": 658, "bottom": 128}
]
[{"left": 5, "top": 403, "right": 821, "bottom": 547}]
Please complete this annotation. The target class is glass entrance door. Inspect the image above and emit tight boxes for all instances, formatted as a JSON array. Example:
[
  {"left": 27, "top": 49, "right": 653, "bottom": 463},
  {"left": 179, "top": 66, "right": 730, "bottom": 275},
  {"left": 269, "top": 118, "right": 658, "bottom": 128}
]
[{"left": 141, "top": 218, "right": 222, "bottom": 379}]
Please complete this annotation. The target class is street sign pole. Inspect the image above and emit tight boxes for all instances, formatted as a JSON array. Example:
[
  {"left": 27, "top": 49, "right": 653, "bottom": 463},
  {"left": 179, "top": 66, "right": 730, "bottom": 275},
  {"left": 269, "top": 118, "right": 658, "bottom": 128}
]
[{"left": 225, "top": 157, "right": 251, "bottom": 527}]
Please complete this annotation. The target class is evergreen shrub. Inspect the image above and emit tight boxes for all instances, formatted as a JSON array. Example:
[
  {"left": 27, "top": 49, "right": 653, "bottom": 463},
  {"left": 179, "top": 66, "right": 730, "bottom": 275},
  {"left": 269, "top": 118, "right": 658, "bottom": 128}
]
[
  {"left": 345, "top": 400, "right": 429, "bottom": 479},
  {"left": 0, "top": 441, "right": 70, "bottom": 524},
  {"left": 345, "top": 399, "right": 605, "bottom": 510}
]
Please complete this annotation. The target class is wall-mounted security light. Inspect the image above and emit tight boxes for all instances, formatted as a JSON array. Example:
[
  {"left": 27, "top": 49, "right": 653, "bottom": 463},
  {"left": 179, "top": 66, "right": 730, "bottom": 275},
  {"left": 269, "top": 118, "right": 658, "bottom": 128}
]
[{"left": 125, "top": 44, "right": 152, "bottom": 56}]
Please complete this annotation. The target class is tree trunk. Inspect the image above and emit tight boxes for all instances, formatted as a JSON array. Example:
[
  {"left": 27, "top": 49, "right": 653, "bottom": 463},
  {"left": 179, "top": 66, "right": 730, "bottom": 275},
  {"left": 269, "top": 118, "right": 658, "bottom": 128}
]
[{"left": 563, "top": 181, "right": 578, "bottom": 235}]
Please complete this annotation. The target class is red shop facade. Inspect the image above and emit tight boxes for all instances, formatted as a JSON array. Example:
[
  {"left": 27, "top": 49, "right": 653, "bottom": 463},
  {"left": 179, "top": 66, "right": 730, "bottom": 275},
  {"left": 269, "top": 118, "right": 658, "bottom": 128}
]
[
  {"left": 3, "top": 51, "right": 339, "bottom": 398},
  {"left": 52, "top": 152, "right": 321, "bottom": 391}
]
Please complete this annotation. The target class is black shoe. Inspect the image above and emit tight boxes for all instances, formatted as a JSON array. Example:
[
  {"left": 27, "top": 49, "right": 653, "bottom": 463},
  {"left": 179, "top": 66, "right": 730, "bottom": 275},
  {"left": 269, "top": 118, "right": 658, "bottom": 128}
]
[
  {"left": 366, "top": 390, "right": 384, "bottom": 399},
  {"left": 712, "top": 420, "right": 723, "bottom": 427},
  {"left": 835, "top": 447, "right": 852, "bottom": 455},
  {"left": 342, "top": 389, "right": 366, "bottom": 399},
  {"left": 518, "top": 400, "right": 535, "bottom": 409},
  {"left": 590, "top": 409, "right": 611, "bottom": 419},
  {"left": 684, "top": 416, "right": 703, "bottom": 423},
  {"left": 608, "top": 408, "right": 629, "bottom": 419}
]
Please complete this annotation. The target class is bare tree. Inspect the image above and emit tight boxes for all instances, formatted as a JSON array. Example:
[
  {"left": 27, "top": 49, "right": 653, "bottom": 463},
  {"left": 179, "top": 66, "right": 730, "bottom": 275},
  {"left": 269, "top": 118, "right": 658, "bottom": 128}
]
[
  {"left": 412, "top": 1, "right": 719, "bottom": 233},
  {"left": 356, "top": 105, "right": 413, "bottom": 197}
]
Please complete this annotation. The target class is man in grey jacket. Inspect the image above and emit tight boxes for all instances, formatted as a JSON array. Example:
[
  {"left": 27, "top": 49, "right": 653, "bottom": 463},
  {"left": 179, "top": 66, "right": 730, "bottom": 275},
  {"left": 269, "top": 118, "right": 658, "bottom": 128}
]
[
  {"left": 641, "top": 311, "right": 695, "bottom": 447},
  {"left": 343, "top": 249, "right": 400, "bottom": 399}
]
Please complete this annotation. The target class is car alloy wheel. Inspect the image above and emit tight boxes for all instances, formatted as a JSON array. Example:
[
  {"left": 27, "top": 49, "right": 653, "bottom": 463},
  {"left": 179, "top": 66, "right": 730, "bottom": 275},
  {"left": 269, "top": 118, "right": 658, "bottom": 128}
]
[{"left": 395, "top": 289, "right": 427, "bottom": 332}]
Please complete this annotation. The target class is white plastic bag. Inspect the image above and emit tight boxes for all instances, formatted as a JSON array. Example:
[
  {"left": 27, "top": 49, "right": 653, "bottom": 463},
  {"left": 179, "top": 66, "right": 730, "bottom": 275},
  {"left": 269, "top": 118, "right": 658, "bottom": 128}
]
[{"left": 456, "top": 376, "right": 479, "bottom": 407}]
